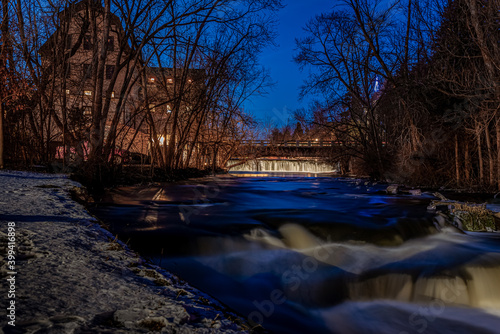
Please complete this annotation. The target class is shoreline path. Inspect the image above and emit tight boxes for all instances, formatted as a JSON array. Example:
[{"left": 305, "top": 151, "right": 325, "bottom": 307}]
[{"left": 0, "top": 170, "right": 251, "bottom": 334}]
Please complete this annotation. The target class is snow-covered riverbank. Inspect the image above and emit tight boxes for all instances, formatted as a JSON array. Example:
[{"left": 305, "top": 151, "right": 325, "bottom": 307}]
[{"left": 0, "top": 170, "right": 250, "bottom": 334}]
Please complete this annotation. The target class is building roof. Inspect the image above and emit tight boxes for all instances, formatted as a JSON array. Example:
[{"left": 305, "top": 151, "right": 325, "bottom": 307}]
[{"left": 39, "top": 0, "right": 123, "bottom": 56}]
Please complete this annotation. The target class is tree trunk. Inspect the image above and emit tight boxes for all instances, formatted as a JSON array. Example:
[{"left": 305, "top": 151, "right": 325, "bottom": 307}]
[
  {"left": 1, "top": 0, "right": 10, "bottom": 169},
  {"left": 485, "top": 121, "right": 494, "bottom": 186},
  {"left": 90, "top": 0, "right": 110, "bottom": 164},
  {"left": 464, "top": 141, "right": 471, "bottom": 184},
  {"left": 496, "top": 116, "right": 500, "bottom": 191},
  {"left": 455, "top": 134, "right": 460, "bottom": 186},
  {"left": 476, "top": 122, "right": 484, "bottom": 185},
  {"left": 0, "top": 103, "right": 3, "bottom": 169}
]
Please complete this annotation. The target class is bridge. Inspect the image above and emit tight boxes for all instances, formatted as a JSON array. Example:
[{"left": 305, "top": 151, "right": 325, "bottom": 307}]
[
  {"left": 239, "top": 140, "right": 341, "bottom": 148},
  {"left": 229, "top": 140, "right": 343, "bottom": 173},
  {"left": 234, "top": 140, "right": 342, "bottom": 159}
]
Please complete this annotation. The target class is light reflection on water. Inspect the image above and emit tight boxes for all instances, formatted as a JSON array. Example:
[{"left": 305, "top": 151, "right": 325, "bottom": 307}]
[{"left": 92, "top": 174, "right": 500, "bottom": 334}]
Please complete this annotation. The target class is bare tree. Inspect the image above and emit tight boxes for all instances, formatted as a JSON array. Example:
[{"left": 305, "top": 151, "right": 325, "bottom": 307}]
[
  {"left": 3, "top": 0, "right": 279, "bottom": 185},
  {"left": 295, "top": 0, "right": 405, "bottom": 177}
]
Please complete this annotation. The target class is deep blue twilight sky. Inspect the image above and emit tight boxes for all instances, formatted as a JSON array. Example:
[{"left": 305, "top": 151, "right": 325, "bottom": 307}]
[{"left": 244, "top": 0, "right": 336, "bottom": 124}]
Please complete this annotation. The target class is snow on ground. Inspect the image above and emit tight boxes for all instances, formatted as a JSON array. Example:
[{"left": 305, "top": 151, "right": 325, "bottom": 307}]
[{"left": 0, "top": 170, "right": 250, "bottom": 334}]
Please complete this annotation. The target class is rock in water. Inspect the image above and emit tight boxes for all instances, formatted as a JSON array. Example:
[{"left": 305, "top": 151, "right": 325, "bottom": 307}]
[
  {"left": 409, "top": 189, "right": 422, "bottom": 196},
  {"left": 386, "top": 185, "right": 399, "bottom": 194}
]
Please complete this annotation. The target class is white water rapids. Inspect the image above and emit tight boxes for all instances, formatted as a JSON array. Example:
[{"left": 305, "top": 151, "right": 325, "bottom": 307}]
[{"left": 228, "top": 159, "right": 337, "bottom": 173}]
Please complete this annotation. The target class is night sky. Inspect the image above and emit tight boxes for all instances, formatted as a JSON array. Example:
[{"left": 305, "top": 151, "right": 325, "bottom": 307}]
[{"left": 245, "top": 0, "right": 335, "bottom": 124}]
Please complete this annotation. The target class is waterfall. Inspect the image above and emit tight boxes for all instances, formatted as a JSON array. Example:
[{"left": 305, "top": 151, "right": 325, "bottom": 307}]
[
  {"left": 228, "top": 159, "right": 337, "bottom": 173},
  {"left": 243, "top": 223, "right": 500, "bottom": 310}
]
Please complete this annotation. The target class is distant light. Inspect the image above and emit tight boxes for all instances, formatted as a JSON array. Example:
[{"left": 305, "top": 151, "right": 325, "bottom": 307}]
[
  {"left": 84, "top": 90, "right": 92, "bottom": 96},
  {"left": 66, "top": 89, "right": 70, "bottom": 95},
  {"left": 167, "top": 78, "right": 173, "bottom": 84},
  {"left": 315, "top": 138, "right": 319, "bottom": 142},
  {"left": 111, "top": 91, "right": 115, "bottom": 98},
  {"left": 149, "top": 77, "right": 155, "bottom": 83},
  {"left": 157, "top": 134, "right": 170, "bottom": 145}
]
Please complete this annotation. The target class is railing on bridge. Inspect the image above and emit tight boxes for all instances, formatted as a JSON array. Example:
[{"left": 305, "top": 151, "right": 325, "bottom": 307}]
[{"left": 240, "top": 140, "right": 339, "bottom": 148}]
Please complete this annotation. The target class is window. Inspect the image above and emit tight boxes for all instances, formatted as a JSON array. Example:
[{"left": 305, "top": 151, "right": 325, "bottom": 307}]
[
  {"left": 83, "top": 35, "right": 92, "bottom": 50},
  {"left": 65, "top": 89, "right": 70, "bottom": 95},
  {"left": 166, "top": 105, "right": 172, "bottom": 113},
  {"left": 84, "top": 90, "right": 92, "bottom": 96},
  {"left": 106, "top": 36, "right": 114, "bottom": 51},
  {"left": 83, "top": 64, "right": 92, "bottom": 78},
  {"left": 158, "top": 134, "right": 171, "bottom": 146},
  {"left": 167, "top": 78, "right": 173, "bottom": 84},
  {"left": 65, "top": 34, "right": 72, "bottom": 50},
  {"left": 148, "top": 104, "right": 155, "bottom": 112},
  {"left": 187, "top": 79, "right": 192, "bottom": 84},
  {"left": 148, "top": 77, "right": 155, "bottom": 83},
  {"left": 105, "top": 65, "right": 115, "bottom": 80},
  {"left": 111, "top": 91, "right": 115, "bottom": 98}
]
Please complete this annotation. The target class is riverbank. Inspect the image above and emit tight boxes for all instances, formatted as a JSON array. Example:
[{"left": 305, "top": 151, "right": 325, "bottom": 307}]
[{"left": 0, "top": 170, "right": 252, "bottom": 334}]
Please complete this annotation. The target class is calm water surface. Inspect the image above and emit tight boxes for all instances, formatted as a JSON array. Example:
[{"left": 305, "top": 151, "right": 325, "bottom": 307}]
[{"left": 92, "top": 173, "right": 500, "bottom": 334}]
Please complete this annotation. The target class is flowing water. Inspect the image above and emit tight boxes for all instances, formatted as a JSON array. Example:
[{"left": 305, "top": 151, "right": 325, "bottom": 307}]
[
  {"left": 91, "top": 173, "right": 500, "bottom": 334},
  {"left": 227, "top": 159, "right": 338, "bottom": 173}
]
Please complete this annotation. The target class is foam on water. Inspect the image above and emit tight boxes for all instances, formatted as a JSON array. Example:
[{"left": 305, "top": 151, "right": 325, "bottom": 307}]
[
  {"left": 228, "top": 159, "right": 337, "bottom": 173},
  {"left": 241, "top": 223, "right": 500, "bottom": 311}
]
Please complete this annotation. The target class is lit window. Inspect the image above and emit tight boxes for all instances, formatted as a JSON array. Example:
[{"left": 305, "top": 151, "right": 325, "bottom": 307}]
[
  {"left": 187, "top": 79, "right": 192, "bottom": 83},
  {"left": 111, "top": 91, "right": 115, "bottom": 98},
  {"left": 66, "top": 89, "right": 70, "bottom": 95},
  {"left": 158, "top": 134, "right": 171, "bottom": 145},
  {"left": 166, "top": 105, "right": 172, "bottom": 113},
  {"left": 167, "top": 78, "right": 173, "bottom": 84},
  {"left": 148, "top": 104, "right": 155, "bottom": 112},
  {"left": 148, "top": 77, "right": 155, "bottom": 83},
  {"left": 84, "top": 90, "right": 92, "bottom": 96}
]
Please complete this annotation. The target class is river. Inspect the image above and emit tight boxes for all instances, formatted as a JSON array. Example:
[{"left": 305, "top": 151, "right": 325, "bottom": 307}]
[{"left": 91, "top": 173, "right": 500, "bottom": 334}]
